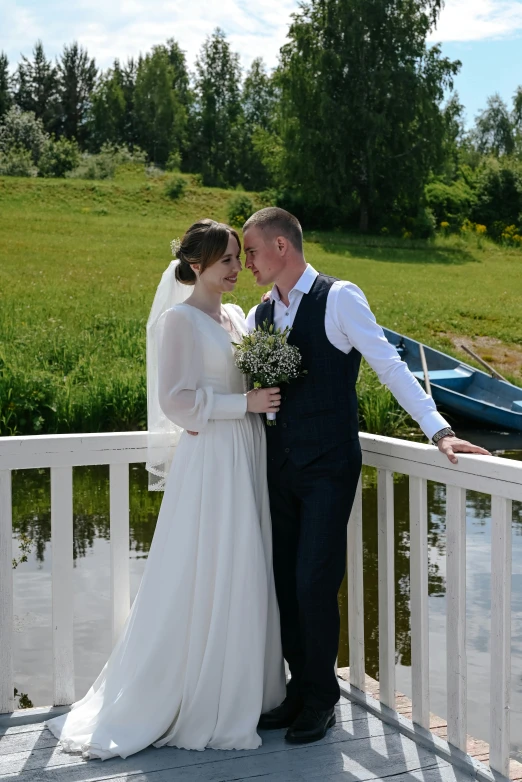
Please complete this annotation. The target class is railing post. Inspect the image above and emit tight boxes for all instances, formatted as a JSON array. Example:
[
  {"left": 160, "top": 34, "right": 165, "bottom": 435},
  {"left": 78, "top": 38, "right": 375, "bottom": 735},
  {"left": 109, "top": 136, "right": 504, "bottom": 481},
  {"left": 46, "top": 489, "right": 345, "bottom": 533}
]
[
  {"left": 347, "top": 476, "right": 365, "bottom": 690},
  {"left": 110, "top": 463, "right": 130, "bottom": 646},
  {"left": 0, "top": 470, "right": 14, "bottom": 714},
  {"left": 489, "top": 495, "right": 512, "bottom": 777},
  {"left": 378, "top": 469, "right": 395, "bottom": 708},
  {"left": 446, "top": 484, "right": 467, "bottom": 751},
  {"left": 409, "top": 475, "right": 430, "bottom": 728},
  {"left": 51, "top": 466, "right": 75, "bottom": 706}
]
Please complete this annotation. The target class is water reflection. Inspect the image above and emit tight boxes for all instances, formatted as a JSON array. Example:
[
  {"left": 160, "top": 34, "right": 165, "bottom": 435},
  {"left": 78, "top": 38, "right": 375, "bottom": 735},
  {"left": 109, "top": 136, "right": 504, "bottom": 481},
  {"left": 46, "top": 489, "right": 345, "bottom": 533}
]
[
  {"left": 10, "top": 445, "right": 522, "bottom": 759},
  {"left": 12, "top": 465, "right": 162, "bottom": 564}
]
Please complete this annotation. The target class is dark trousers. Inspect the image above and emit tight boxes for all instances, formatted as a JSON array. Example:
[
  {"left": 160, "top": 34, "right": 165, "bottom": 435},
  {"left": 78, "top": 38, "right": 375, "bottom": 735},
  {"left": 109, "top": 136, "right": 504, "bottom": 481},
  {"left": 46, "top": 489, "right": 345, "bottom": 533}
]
[{"left": 267, "top": 439, "right": 362, "bottom": 711}]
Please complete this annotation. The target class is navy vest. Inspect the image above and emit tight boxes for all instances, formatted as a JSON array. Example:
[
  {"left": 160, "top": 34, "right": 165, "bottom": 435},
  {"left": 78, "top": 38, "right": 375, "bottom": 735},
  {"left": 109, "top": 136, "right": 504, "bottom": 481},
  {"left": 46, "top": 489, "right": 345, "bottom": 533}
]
[{"left": 255, "top": 273, "right": 361, "bottom": 466}]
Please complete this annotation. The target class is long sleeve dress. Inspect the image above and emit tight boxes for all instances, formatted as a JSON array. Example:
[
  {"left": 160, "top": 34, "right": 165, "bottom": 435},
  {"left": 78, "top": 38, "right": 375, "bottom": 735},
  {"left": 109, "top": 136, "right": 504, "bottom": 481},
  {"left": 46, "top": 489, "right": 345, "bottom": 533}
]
[{"left": 45, "top": 302, "right": 286, "bottom": 760}]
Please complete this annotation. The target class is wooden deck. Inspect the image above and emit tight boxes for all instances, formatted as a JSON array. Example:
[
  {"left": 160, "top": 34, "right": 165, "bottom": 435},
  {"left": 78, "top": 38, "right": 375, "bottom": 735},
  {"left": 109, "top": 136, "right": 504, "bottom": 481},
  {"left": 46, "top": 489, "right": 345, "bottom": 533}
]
[
  {"left": 338, "top": 669, "right": 522, "bottom": 781},
  {"left": 0, "top": 696, "right": 478, "bottom": 782}
]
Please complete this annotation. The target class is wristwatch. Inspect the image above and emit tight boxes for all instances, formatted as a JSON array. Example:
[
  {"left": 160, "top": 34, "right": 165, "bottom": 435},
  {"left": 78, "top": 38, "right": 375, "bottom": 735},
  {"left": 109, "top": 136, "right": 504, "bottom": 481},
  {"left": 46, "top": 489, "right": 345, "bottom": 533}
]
[{"left": 432, "top": 427, "right": 455, "bottom": 444}]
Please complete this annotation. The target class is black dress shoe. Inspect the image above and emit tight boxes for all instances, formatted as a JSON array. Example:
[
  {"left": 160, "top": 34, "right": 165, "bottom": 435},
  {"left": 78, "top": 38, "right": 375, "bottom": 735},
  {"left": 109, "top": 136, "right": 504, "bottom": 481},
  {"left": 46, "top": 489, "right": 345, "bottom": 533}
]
[
  {"left": 285, "top": 706, "right": 336, "bottom": 744},
  {"left": 258, "top": 697, "right": 304, "bottom": 730}
]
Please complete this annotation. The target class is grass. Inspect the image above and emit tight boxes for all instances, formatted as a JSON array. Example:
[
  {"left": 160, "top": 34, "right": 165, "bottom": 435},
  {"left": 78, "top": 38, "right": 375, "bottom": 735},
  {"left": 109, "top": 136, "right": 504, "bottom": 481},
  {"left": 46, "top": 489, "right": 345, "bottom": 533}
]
[{"left": 1, "top": 168, "right": 521, "bottom": 438}]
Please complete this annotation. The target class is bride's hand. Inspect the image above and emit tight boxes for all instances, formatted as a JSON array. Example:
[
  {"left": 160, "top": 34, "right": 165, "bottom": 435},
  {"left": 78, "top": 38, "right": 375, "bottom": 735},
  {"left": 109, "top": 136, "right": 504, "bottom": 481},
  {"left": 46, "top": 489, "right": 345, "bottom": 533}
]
[{"left": 247, "top": 387, "right": 281, "bottom": 414}]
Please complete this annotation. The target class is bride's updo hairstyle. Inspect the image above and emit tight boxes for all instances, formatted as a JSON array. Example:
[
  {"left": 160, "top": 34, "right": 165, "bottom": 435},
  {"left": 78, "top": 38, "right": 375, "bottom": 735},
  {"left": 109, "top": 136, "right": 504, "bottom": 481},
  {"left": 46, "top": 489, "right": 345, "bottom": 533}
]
[{"left": 174, "top": 219, "right": 241, "bottom": 285}]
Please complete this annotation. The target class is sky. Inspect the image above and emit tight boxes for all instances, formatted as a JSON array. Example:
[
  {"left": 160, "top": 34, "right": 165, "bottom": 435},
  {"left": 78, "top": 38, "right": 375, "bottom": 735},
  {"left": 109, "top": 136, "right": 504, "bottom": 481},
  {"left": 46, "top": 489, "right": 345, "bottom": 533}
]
[{"left": 1, "top": 0, "right": 522, "bottom": 125}]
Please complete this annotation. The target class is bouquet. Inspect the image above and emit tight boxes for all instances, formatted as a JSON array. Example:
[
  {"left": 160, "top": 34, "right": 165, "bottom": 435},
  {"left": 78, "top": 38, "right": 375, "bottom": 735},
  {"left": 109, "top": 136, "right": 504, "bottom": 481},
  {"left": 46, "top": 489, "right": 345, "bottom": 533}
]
[{"left": 234, "top": 320, "right": 306, "bottom": 425}]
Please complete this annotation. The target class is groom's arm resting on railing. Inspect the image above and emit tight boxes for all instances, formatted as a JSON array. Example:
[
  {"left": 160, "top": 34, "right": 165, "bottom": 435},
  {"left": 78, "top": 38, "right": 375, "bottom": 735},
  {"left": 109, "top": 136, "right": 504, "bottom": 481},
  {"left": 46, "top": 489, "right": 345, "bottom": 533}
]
[{"left": 330, "top": 282, "right": 489, "bottom": 463}]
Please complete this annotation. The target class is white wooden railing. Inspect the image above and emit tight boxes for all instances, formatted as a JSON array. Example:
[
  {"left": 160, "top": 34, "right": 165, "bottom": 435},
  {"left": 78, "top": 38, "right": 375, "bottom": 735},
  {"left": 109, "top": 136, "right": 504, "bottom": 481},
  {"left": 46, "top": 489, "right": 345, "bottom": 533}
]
[{"left": 1, "top": 432, "right": 521, "bottom": 778}]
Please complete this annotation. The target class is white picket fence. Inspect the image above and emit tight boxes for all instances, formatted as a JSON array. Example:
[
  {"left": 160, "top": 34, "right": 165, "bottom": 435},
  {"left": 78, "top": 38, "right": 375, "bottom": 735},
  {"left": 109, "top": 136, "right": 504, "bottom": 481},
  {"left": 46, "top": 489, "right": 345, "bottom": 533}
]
[{"left": 0, "top": 432, "right": 521, "bottom": 778}]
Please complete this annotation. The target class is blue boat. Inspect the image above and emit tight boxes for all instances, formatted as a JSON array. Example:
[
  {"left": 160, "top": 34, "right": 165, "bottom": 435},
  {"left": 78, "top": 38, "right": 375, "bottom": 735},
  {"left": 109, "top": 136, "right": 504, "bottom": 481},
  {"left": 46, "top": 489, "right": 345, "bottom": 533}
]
[{"left": 382, "top": 327, "right": 522, "bottom": 432}]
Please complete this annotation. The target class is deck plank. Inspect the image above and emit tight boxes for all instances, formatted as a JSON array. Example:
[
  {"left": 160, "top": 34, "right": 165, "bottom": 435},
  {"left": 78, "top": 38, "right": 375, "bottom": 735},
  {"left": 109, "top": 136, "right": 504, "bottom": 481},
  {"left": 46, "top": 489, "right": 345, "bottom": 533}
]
[
  {"left": 0, "top": 695, "right": 479, "bottom": 782},
  {"left": 0, "top": 705, "right": 392, "bottom": 775},
  {"left": 0, "top": 717, "right": 475, "bottom": 782}
]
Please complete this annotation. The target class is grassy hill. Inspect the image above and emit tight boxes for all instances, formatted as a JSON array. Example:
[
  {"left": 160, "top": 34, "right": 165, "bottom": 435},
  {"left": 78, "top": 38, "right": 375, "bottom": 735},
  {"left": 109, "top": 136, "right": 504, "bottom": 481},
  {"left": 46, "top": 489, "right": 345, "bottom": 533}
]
[{"left": 1, "top": 168, "right": 521, "bottom": 437}]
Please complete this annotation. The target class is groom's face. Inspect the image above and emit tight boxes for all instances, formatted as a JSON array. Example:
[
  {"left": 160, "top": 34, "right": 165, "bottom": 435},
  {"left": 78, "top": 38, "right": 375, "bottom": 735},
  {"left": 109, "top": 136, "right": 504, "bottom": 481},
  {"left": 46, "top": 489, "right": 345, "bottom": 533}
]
[{"left": 243, "top": 227, "right": 284, "bottom": 287}]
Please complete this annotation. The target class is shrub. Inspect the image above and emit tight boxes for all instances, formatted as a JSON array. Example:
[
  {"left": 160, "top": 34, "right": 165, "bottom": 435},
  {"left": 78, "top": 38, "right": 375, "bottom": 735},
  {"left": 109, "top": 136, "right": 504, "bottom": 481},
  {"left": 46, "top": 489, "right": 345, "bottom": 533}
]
[
  {"left": 0, "top": 107, "right": 48, "bottom": 165},
  {"left": 425, "top": 178, "right": 474, "bottom": 226},
  {"left": 410, "top": 206, "right": 437, "bottom": 239},
  {"left": 500, "top": 224, "right": 522, "bottom": 247},
  {"left": 166, "top": 151, "right": 181, "bottom": 171},
  {"left": 38, "top": 137, "right": 80, "bottom": 178},
  {"left": 164, "top": 175, "right": 186, "bottom": 200},
  {"left": 67, "top": 144, "right": 147, "bottom": 181},
  {"left": 67, "top": 153, "right": 115, "bottom": 180},
  {"left": 227, "top": 193, "right": 254, "bottom": 227},
  {"left": 471, "top": 157, "right": 522, "bottom": 229},
  {"left": 0, "top": 371, "right": 57, "bottom": 436},
  {"left": 0, "top": 146, "right": 37, "bottom": 177}
]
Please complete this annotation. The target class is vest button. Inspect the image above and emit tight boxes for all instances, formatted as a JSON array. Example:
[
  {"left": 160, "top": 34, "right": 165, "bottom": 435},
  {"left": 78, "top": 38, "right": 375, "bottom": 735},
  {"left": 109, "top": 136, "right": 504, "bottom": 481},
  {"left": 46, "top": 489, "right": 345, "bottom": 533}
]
[
  {"left": 284, "top": 448, "right": 290, "bottom": 453},
  {"left": 282, "top": 423, "right": 287, "bottom": 428}
]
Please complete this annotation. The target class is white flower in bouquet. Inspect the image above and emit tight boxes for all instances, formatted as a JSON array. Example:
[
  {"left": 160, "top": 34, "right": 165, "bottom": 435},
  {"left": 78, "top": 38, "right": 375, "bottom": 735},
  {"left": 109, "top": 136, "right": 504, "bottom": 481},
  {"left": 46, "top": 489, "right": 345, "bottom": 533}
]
[{"left": 234, "top": 320, "right": 306, "bottom": 425}]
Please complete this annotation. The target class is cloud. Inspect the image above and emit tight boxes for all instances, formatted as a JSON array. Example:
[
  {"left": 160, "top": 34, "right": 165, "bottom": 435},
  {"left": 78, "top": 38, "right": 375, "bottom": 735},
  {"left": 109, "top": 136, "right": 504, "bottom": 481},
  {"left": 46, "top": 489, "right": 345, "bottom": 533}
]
[
  {"left": 431, "top": 0, "right": 522, "bottom": 42},
  {"left": 3, "top": 0, "right": 522, "bottom": 76},
  {"left": 0, "top": 0, "right": 298, "bottom": 72}
]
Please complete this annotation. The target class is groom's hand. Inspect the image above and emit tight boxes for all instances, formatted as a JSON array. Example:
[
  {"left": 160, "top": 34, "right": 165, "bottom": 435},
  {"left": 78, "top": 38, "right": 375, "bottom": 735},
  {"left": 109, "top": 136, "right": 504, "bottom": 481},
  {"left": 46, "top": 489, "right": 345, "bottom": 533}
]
[{"left": 437, "top": 435, "right": 490, "bottom": 464}]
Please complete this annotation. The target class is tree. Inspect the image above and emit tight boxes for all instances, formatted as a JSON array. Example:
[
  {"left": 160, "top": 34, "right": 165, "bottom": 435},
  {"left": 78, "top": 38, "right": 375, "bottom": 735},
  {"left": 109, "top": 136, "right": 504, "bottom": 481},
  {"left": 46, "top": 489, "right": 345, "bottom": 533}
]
[
  {"left": 57, "top": 42, "right": 97, "bottom": 145},
  {"left": 13, "top": 41, "right": 59, "bottom": 134},
  {"left": 243, "top": 57, "right": 276, "bottom": 130},
  {"left": 438, "top": 93, "right": 466, "bottom": 180},
  {"left": 89, "top": 61, "right": 127, "bottom": 150},
  {"left": 133, "top": 43, "right": 189, "bottom": 166},
  {"left": 189, "top": 29, "right": 244, "bottom": 187},
  {"left": 0, "top": 52, "right": 12, "bottom": 120},
  {"left": 473, "top": 94, "right": 515, "bottom": 157},
  {"left": 238, "top": 58, "right": 279, "bottom": 190},
  {"left": 277, "top": 0, "right": 461, "bottom": 231}
]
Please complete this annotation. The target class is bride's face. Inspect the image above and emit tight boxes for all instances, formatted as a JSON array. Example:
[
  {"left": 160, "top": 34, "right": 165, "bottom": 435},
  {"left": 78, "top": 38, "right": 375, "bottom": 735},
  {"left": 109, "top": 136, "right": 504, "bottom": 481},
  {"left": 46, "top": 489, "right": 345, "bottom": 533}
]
[{"left": 197, "top": 234, "right": 242, "bottom": 293}]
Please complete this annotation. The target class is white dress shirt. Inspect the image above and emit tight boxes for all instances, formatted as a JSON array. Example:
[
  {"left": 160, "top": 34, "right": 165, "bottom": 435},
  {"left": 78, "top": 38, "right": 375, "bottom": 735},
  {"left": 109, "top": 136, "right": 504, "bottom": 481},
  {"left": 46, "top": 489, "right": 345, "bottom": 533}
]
[{"left": 246, "top": 264, "right": 449, "bottom": 441}]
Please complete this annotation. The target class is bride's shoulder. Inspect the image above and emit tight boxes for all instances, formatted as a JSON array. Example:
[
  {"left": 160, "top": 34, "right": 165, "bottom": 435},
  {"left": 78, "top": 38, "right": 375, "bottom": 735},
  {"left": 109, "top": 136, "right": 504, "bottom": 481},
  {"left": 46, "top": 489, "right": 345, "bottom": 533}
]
[
  {"left": 167, "top": 303, "right": 192, "bottom": 317},
  {"left": 224, "top": 302, "right": 246, "bottom": 320},
  {"left": 162, "top": 303, "right": 194, "bottom": 329}
]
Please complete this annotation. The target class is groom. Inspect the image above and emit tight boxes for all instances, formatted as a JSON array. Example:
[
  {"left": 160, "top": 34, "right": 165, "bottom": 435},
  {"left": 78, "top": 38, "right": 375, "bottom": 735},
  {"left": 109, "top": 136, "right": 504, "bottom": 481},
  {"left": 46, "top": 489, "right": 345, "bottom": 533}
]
[{"left": 243, "top": 207, "right": 488, "bottom": 745}]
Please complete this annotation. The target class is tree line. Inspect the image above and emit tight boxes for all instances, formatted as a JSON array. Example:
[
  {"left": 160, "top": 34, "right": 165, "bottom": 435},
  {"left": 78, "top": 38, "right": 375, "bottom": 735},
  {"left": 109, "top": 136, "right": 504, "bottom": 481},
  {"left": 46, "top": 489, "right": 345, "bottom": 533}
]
[{"left": 1, "top": 0, "right": 522, "bottom": 241}]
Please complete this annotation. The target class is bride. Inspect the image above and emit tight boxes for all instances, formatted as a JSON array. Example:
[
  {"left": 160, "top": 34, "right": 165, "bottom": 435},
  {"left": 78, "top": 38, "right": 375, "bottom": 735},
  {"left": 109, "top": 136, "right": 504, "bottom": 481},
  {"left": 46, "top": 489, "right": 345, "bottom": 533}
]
[{"left": 45, "top": 218, "right": 286, "bottom": 759}]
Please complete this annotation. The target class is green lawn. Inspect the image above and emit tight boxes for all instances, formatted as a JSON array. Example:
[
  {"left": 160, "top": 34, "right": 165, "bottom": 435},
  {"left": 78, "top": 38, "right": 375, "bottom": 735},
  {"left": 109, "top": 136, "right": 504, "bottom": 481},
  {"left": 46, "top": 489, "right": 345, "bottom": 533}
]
[{"left": 1, "top": 170, "right": 521, "bottom": 436}]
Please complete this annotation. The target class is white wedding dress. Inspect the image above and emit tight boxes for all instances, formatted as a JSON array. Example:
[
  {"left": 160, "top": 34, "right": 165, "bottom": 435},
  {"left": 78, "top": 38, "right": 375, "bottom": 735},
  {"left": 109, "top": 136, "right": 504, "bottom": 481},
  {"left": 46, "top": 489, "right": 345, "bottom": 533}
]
[{"left": 46, "top": 302, "right": 286, "bottom": 760}]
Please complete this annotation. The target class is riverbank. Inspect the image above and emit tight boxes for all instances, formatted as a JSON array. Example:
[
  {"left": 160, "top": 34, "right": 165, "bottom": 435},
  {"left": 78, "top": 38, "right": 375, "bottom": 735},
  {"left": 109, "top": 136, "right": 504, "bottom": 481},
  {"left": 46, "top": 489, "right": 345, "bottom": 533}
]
[{"left": 1, "top": 172, "right": 521, "bottom": 437}]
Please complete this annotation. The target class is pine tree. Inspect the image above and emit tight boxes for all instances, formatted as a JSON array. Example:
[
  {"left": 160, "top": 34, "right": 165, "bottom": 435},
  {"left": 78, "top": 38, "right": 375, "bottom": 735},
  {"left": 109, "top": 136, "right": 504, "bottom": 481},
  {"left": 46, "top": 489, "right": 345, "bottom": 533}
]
[
  {"left": 13, "top": 41, "right": 59, "bottom": 133},
  {"left": 190, "top": 29, "right": 244, "bottom": 187},
  {"left": 0, "top": 52, "right": 12, "bottom": 120},
  {"left": 57, "top": 42, "right": 97, "bottom": 145},
  {"left": 133, "top": 43, "right": 189, "bottom": 166},
  {"left": 89, "top": 61, "right": 127, "bottom": 149}
]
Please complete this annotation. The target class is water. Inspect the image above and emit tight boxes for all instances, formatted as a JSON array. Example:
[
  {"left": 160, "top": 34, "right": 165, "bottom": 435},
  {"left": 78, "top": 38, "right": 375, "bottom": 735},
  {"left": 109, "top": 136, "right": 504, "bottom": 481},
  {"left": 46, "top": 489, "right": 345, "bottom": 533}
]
[{"left": 10, "top": 432, "right": 522, "bottom": 759}]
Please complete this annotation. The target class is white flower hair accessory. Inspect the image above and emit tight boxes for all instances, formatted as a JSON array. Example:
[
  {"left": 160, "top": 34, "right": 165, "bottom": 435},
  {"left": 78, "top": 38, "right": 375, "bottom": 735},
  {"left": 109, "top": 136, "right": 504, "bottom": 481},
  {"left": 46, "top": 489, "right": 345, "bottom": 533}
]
[{"left": 170, "top": 238, "right": 181, "bottom": 257}]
